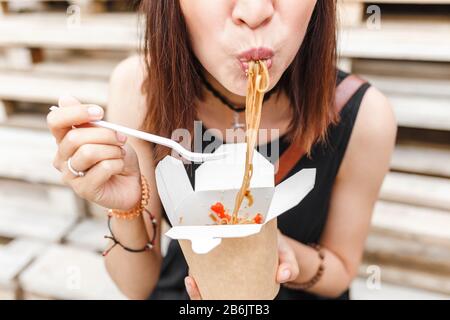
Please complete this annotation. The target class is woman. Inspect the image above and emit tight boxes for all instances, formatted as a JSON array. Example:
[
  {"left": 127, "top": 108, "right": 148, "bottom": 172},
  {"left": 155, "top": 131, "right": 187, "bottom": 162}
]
[{"left": 47, "top": 0, "right": 396, "bottom": 300}]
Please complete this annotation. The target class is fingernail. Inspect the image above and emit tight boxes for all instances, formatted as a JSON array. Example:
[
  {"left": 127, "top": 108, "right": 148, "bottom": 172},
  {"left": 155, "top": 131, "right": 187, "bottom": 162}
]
[
  {"left": 281, "top": 269, "right": 291, "bottom": 281},
  {"left": 184, "top": 278, "right": 191, "bottom": 291},
  {"left": 116, "top": 132, "right": 127, "bottom": 143},
  {"left": 87, "top": 106, "right": 103, "bottom": 119}
]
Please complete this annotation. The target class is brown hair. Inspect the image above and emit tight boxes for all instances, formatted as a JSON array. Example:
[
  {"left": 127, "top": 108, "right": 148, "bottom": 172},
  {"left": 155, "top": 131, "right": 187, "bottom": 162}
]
[{"left": 139, "top": 0, "right": 337, "bottom": 162}]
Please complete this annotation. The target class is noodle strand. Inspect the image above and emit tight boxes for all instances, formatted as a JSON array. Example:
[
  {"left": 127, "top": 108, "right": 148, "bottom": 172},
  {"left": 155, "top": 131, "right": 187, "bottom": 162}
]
[{"left": 232, "top": 60, "right": 270, "bottom": 223}]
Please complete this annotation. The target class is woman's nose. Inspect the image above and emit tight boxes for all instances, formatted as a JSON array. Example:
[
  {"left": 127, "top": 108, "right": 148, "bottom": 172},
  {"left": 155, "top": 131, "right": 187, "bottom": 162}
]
[{"left": 232, "top": 0, "right": 274, "bottom": 29}]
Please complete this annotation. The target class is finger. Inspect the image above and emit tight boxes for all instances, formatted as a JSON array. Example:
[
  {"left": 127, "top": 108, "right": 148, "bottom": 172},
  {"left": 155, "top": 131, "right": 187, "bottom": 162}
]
[
  {"left": 70, "top": 144, "right": 126, "bottom": 172},
  {"left": 277, "top": 247, "right": 299, "bottom": 283},
  {"left": 64, "top": 158, "right": 125, "bottom": 199},
  {"left": 277, "top": 263, "right": 297, "bottom": 283},
  {"left": 58, "top": 127, "right": 127, "bottom": 161},
  {"left": 184, "top": 277, "right": 202, "bottom": 300},
  {"left": 47, "top": 104, "right": 104, "bottom": 143}
]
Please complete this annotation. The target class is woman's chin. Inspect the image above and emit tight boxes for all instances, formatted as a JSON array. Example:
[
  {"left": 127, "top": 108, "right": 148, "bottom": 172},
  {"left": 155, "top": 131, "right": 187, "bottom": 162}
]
[{"left": 221, "top": 77, "right": 248, "bottom": 97}]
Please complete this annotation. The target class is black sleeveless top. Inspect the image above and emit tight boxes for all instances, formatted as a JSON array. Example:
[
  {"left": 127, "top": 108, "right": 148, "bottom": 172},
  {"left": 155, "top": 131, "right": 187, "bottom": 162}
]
[{"left": 149, "top": 70, "right": 372, "bottom": 300}]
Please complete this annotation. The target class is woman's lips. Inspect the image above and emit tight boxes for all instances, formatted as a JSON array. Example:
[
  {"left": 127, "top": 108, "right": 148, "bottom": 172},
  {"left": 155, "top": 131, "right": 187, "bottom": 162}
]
[{"left": 238, "top": 47, "right": 274, "bottom": 73}]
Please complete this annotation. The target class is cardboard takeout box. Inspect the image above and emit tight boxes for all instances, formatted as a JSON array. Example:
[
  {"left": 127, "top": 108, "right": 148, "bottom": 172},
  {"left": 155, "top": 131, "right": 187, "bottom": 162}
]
[{"left": 155, "top": 143, "right": 316, "bottom": 299}]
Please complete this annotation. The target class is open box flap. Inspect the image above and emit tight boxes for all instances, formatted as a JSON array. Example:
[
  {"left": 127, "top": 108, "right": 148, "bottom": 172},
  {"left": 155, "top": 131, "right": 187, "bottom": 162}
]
[
  {"left": 155, "top": 156, "right": 194, "bottom": 225},
  {"left": 266, "top": 168, "right": 316, "bottom": 222},
  {"left": 195, "top": 143, "right": 274, "bottom": 192},
  {"left": 166, "top": 224, "right": 263, "bottom": 254}
]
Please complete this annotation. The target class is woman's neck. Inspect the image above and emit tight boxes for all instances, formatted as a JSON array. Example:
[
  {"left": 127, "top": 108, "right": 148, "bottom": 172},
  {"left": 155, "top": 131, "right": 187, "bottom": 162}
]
[
  {"left": 196, "top": 71, "right": 293, "bottom": 143},
  {"left": 204, "top": 71, "right": 247, "bottom": 107}
]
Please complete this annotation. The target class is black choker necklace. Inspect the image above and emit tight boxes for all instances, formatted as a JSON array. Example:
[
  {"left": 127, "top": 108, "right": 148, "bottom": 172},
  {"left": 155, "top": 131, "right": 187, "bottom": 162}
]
[
  {"left": 200, "top": 73, "right": 278, "bottom": 113},
  {"left": 200, "top": 73, "right": 278, "bottom": 129}
]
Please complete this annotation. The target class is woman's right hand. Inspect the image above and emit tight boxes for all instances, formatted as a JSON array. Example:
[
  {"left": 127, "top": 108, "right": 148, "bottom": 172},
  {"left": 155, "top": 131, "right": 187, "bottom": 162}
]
[{"left": 47, "top": 96, "right": 142, "bottom": 211}]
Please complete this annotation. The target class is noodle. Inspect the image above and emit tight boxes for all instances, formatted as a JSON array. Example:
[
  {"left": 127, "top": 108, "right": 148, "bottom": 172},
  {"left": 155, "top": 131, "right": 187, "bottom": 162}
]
[{"left": 231, "top": 60, "right": 270, "bottom": 223}]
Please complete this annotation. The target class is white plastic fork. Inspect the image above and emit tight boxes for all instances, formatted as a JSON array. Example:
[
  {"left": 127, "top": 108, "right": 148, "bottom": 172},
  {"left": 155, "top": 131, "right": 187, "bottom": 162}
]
[{"left": 49, "top": 106, "right": 227, "bottom": 162}]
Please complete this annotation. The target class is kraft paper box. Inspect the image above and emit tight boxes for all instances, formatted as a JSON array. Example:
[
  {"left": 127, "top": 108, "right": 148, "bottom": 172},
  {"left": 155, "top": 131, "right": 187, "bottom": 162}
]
[{"left": 155, "top": 143, "right": 316, "bottom": 299}]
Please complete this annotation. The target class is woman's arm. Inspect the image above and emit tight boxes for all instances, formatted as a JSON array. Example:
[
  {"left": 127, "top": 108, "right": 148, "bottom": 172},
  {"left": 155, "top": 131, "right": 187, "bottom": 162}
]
[
  {"left": 103, "top": 56, "right": 163, "bottom": 299},
  {"left": 285, "top": 87, "right": 397, "bottom": 297}
]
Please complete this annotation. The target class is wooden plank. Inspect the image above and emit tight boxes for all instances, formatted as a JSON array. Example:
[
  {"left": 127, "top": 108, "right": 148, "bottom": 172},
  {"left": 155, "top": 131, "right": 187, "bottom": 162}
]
[
  {"left": 0, "top": 127, "right": 62, "bottom": 184},
  {"left": 391, "top": 94, "right": 450, "bottom": 131},
  {"left": 0, "top": 100, "right": 13, "bottom": 122},
  {"left": 391, "top": 143, "right": 450, "bottom": 177},
  {"left": 381, "top": 173, "right": 450, "bottom": 211},
  {"left": 0, "top": 238, "right": 47, "bottom": 299},
  {"left": 65, "top": 218, "right": 108, "bottom": 252},
  {"left": 0, "top": 13, "right": 138, "bottom": 50},
  {"left": 0, "top": 178, "right": 81, "bottom": 241},
  {"left": 338, "top": 1, "right": 364, "bottom": 27},
  {"left": 1, "top": 112, "right": 48, "bottom": 130},
  {"left": 0, "top": 177, "right": 81, "bottom": 217},
  {"left": 0, "top": 51, "right": 120, "bottom": 79},
  {"left": 342, "top": 0, "right": 450, "bottom": 4},
  {"left": 361, "top": 74, "right": 450, "bottom": 98},
  {"left": 364, "top": 232, "right": 450, "bottom": 273},
  {"left": 19, "top": 244, "right": 127, "bottom": 300},
  {"left": 358, "top": 262, "right": 450, "bottom": 295},
  {"left": 372, "top": 201, "right": 450, "bottom": 244},
  {"left": 0, "top": 72, "right": 108, "bottom": 106},
  {"left": 351, "top": 277, "right": 449, "bottom": 300},
  {"left": 352, "top": 59, "right": 450, "bottom": 80},
  {"left": 0, "top": 205, "right": 78, "bottom": 242},
  {"left": 339, "top": 23, "right": 450, "bottom": 62}
]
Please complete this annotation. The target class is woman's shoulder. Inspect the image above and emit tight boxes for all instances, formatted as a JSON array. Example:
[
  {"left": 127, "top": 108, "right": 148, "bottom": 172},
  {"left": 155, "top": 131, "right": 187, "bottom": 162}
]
[
  {"left": 337, "top": 82, "right": 397, "bottom": 180},
  {"left": 338, "top": 69, "right": 395, "bottom": 138},
  {"left": 357, "top": 85, "right": 397, "bottom": 144},
  {"left": 107, "top": 55, "right": 148, "bottom": 128}
]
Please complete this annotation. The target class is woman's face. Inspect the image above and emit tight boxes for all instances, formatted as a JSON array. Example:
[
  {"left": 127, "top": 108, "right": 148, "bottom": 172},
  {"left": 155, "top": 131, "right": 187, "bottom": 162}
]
[{"left": 180, "top": 0, "right": 317, "bottom": 96}]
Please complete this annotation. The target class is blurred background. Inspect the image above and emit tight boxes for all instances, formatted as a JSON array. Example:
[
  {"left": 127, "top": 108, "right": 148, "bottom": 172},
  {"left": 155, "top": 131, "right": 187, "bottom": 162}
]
[{"left": 0, "top": 0, "right": 448, "bottom": 300}]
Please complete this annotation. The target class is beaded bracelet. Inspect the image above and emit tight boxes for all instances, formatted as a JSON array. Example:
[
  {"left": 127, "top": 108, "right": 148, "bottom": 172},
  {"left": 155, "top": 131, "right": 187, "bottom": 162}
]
[
  {"left": 102, "top": 208, "right": 157, "bottom": 256},
  {"left": 102, "top": 174, "right": 157, "bottom": 256},
  {"left": 283, "top": 243, "right": 325, "bottom": 290},
  {"left": 107, "top": 174, "right": 150, "bottom": 220}
]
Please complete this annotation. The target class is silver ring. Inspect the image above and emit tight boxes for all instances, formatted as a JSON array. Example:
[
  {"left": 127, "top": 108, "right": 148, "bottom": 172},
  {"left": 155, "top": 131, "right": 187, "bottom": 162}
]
[{"left": 67, "top": 157, "right": 86, "bottom": 177}]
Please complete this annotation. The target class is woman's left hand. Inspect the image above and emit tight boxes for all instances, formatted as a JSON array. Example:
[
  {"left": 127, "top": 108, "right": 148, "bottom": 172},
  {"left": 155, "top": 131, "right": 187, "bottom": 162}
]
[{"left": 184, "top": 230, "right": 299, "bottom": 300}]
